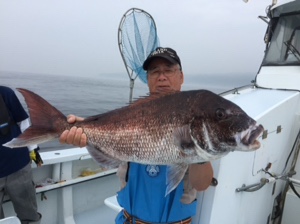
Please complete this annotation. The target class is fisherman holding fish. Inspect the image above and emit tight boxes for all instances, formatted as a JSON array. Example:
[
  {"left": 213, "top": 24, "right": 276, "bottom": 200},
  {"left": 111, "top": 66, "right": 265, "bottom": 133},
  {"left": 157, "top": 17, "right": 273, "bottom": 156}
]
[
  {"left": 0, "top": 86, "right": 42, "bottom": 224},
  {"left": 60, "top": 47, "right": 214, "bottom": 224},
  {"left": 0, "top": 41, "right": 265, "bottom": 223},
  {"left": 4, "top": 46, "right": 263, "bottom": 223}
]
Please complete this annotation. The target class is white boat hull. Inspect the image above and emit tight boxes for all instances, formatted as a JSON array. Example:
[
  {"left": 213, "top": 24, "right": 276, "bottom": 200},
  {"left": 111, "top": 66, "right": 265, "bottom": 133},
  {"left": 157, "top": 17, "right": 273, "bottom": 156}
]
[{"left": 195, "top": 87, "right": 300, "bottom": 224}]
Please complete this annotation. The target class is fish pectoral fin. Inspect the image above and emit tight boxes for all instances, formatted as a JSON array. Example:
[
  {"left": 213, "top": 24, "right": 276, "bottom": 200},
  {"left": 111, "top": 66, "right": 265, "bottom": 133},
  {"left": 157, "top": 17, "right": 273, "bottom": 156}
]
[
  {"left": 173, "top": 125, "right": 196, "bottom": 155},
  {"left": 86, "top": 145, "right": 122, "bottom": 169},
  {"left": 166, "top": 164, "right": 188, "bottom": 196}
]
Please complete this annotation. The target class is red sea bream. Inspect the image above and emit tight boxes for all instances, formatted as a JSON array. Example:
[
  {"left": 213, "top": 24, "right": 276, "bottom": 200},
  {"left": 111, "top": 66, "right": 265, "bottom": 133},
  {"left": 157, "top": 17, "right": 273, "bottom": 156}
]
[{"left": 4, "top": 88, "right": 264, "bottom": 194}]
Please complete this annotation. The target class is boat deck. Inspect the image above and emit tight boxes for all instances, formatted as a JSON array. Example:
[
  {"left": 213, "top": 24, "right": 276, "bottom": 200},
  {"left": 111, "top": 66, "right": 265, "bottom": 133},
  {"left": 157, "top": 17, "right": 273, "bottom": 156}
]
[{"left": 74, "top": 204, "right": 118, "bottom": 224}]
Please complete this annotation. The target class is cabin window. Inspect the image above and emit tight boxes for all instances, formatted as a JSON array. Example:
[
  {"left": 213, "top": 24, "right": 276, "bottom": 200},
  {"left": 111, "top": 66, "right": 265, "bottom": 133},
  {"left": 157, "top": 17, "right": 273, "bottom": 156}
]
[
  {"left": 285, "top": 27, "right": 300, "bottom": 62},
  {"left": 262, "top": 14, "right": 300, "bottom": 65}
]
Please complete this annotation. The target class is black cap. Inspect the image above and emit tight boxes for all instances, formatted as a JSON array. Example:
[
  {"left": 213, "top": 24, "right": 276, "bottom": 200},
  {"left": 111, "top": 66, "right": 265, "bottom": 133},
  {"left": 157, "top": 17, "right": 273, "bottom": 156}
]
[{"left": 143, "top": 47, "right": 181, "bottom": 70}]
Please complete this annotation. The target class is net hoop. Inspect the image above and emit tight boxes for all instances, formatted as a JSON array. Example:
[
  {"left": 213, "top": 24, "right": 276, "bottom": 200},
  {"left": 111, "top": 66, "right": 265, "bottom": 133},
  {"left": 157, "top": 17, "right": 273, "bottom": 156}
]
[{"left": 118, "top": 8, "right": 160, "bottom": 102}]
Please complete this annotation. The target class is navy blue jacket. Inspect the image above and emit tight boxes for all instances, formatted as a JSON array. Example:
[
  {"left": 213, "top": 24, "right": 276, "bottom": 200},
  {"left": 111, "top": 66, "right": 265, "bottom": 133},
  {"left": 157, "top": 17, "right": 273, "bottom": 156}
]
[{"left": 0, "top": 86, "right": 30, "bottom": 178}]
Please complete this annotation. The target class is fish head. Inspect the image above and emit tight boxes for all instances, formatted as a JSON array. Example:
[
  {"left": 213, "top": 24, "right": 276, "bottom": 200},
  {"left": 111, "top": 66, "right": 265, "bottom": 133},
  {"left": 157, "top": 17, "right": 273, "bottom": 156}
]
[{"left": 190, "top": 91, "right": 264, "bottom": 157}]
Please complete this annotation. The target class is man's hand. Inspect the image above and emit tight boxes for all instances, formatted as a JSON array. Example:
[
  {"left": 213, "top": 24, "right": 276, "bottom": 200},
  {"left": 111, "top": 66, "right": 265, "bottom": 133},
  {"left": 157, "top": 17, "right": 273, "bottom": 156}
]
[
  {"left": 59, "top": 115, "right": 87, "bottom": 148},
  {"left": 30, "top": 147, "right": 43, "bottom": 167}
]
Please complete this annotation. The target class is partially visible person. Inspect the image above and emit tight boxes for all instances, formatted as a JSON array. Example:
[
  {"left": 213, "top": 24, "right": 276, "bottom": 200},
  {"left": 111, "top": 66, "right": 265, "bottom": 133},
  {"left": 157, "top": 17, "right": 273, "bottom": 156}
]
[
  {"left": 0, "top": 86, "right": 42, "bottom": 224},
  {"left": 59, "top": 47, "right": 214, "bottom": 223}
]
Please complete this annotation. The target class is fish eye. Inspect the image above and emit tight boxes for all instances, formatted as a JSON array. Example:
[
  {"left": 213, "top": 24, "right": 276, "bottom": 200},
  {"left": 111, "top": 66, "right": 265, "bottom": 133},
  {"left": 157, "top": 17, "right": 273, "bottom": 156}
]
[{"left": 216, "top": 108, "right": 226, "bottom": 119}]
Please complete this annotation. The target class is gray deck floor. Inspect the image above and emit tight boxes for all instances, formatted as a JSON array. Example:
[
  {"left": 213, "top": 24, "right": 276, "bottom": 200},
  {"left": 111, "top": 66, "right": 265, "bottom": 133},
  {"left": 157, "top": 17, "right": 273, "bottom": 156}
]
[{"left": 74, "top": 204, "right": 119, "bottom": 224}]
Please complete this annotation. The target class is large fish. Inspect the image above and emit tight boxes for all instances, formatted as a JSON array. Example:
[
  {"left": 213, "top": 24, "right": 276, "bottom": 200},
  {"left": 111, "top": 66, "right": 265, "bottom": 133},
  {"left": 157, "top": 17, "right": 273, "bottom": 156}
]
[{"left": 5, "top": 88, "right": 263, "bottom": 194}]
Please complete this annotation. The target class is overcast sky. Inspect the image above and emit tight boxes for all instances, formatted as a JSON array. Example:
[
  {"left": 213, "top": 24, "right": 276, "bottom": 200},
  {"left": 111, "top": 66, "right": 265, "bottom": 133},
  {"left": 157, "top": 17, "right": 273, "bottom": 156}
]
[{"left": 0, "top": 0, "right": 271, "bottom": 78}]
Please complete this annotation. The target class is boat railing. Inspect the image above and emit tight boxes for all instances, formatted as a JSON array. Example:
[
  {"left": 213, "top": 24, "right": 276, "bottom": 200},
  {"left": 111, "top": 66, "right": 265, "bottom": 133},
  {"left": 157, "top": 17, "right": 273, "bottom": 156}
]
[{"left": 33, "top": 147, "right": 117, "bottom": 194}]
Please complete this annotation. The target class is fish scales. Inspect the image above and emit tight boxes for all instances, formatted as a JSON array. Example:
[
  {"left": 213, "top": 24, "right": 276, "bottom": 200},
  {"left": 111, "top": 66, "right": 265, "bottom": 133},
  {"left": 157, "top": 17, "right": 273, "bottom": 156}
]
[
  {"left": 78, "top": 91, "right": 199, "bottom": 164},
  {"left": 83, "top": 120, "right": 187, "bottom": 164}
]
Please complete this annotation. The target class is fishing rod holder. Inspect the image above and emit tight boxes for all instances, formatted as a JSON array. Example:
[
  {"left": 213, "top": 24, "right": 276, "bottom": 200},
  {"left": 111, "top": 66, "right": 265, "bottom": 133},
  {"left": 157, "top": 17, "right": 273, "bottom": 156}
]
[
  {"left": 236, "top": 171, "right": 297, "bottom": 193},
  {"left": 236, "top": 177, "right": 272, "bottom": 192}
]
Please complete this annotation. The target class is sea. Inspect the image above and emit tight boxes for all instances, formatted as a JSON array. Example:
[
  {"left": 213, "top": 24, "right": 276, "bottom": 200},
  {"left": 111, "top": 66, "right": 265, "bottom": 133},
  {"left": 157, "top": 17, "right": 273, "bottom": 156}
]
[{"left": 1, "top": 70, "right": 256, "bottom": 151}]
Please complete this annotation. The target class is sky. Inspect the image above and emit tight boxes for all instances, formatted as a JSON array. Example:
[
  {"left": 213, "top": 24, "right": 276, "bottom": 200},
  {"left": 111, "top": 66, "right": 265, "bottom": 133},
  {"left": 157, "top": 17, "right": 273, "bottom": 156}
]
[{"left": 0, "top": 0, "right": 271, "bottom": 78}]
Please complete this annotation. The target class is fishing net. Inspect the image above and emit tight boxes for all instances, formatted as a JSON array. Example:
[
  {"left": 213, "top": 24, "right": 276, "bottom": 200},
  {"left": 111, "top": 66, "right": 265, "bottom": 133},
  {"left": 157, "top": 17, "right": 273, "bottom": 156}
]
[{"left": 118, "top": 8, "right": 160, "bottom": 101}]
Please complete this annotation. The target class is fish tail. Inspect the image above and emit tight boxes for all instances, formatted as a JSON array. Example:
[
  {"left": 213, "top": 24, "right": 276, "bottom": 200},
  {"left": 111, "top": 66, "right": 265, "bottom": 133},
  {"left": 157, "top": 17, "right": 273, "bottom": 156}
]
[{"left": 4, "top": 88, "right": 68, "bottom": 148}]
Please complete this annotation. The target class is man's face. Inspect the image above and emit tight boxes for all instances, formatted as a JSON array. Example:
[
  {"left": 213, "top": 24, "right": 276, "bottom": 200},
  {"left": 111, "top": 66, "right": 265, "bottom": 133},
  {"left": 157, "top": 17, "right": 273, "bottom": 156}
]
[{"left": 147, "top": 58, "right": 184, "bottom": 93}]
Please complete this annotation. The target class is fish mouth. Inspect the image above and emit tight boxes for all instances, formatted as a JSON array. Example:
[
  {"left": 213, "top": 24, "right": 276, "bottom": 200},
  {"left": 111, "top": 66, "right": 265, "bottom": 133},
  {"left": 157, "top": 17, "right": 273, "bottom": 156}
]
[{"left": 240, "top": 124, "right": 264, "bottom": 150}]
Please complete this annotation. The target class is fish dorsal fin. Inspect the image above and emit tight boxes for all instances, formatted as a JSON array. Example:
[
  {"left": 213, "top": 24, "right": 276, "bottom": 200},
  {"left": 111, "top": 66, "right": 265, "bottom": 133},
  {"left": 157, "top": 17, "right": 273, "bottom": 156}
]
[
  {"left": 129, "top": 91, "right": 179, "bottom": 107},
  {"left": 81, "top": 91, "right": 179, "bottom": 123},
  {"left": 86, "top": 145, "right": 122, "bottom": 169},
  {"left": 166, "top": 164, "right": 188, "bottom": 195}
]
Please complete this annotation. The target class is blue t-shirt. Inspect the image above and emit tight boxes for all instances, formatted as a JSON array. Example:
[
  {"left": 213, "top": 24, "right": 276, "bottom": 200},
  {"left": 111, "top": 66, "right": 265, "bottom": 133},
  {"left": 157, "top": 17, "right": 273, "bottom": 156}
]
[
  {"left": 115, "top": 162, "right": 197, "bottom": 223},
  {"left": 0, "top": 86, "right": 30, "bottom": 178}
]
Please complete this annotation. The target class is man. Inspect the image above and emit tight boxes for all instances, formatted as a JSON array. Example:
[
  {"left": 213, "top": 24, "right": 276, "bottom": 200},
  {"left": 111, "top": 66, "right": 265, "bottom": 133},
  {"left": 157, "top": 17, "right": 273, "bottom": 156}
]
[
  {"left": 60, "top": 47, "right": 213, "bottom": 223},
  {"left": 0, "top": 86, "right": 42, "bottom": 224}
]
